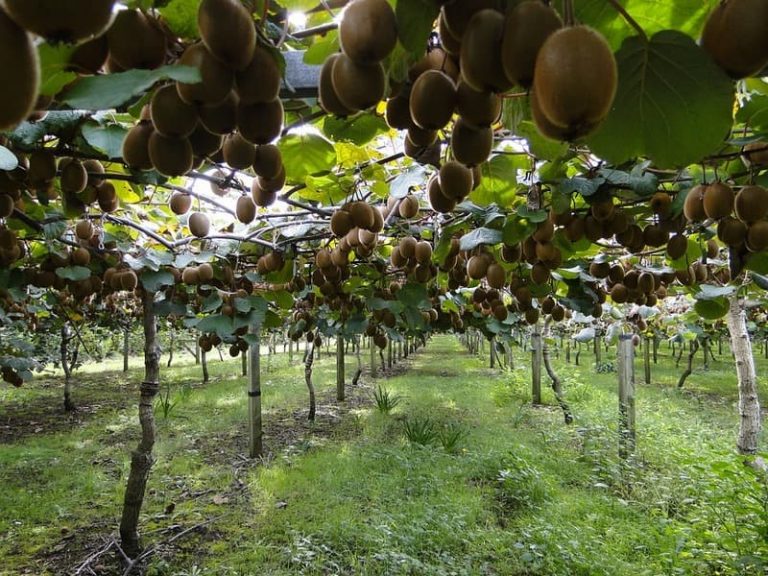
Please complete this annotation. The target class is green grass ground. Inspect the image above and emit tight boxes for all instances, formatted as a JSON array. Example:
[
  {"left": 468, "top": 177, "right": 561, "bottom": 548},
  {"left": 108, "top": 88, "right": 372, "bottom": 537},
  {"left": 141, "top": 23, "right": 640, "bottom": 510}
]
[{"left": 0, "top": 335, "right": 766, "bottom": 575}]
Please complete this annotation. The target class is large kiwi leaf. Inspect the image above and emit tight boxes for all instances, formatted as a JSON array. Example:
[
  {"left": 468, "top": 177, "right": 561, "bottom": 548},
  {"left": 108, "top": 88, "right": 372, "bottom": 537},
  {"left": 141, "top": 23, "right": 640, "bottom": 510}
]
[
  {"left": 587, "top": 30, "right": 734, "bottom": 168},
  {"left": 278, "top": 133, "right": 336, "bottom": 184}
]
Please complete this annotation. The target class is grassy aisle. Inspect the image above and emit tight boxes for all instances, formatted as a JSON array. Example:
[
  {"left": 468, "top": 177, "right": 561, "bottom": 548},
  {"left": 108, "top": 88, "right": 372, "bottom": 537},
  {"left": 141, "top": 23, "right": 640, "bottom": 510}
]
[{"left": 0, "top": 335, "right": 765, "bottom": 575}]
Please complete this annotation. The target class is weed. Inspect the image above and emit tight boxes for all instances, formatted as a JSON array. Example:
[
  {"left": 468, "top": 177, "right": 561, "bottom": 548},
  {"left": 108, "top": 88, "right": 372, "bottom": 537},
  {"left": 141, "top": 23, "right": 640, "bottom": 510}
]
[
  {"left": 438, "top": 422, "right": 468, "bottom": 453},
  {"left": 155, "top": 381, "right": 192, "bottom": 419},
  {"left": 372, "top": 385, "right": 402, "bottom": 414},
  {"left": 403, "top": 416, "right": 437, "bottom": 445}
]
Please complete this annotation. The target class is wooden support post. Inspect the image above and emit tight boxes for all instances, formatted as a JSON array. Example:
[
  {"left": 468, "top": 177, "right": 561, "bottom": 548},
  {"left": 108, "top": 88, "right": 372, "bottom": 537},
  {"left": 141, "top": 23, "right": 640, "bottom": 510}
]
[
  {"left": 387, "top": 339, "right": 392, "bottom": 369},
  {"left": 336, "top": 335, "right": 345, "bottom": 402},
  {"left": 643, "top": 336, "right": 651, "bottom": 385},
  {"left": 369, "top": 337, "right": 376, "bottom": 377},
  {"left": 565, "top": 339, "right": 571, "bottom": 363},
  {"left": 248, "top": 322, "right": 262, "bottom": 458},
  {"left": 618, "top": 334, "right": 636, "bottom": 459},
  {"left": 531, "top": 325, "right": 542, "bottom": 405},
  {"left": 594, "top": 328, "right": 602, "bottom": 369},
  {"left": 123, "top": 326, "right": 130, "bottom": 372}
]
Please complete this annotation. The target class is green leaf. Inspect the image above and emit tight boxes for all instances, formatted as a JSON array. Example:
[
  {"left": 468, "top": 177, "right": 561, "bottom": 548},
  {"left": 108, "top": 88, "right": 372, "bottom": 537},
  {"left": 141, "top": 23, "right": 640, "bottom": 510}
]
[
  {"left": 694, "top": 284, "right": 736, "bottom": 300},
  {"left": 470, "top": 154, "right": 523, "bottom": 207},
  {"left": 201, "top": 293, "right": 223, "bottom": 313},
  {"left": 598, "top": 166, "right": 658, "bottom": 197},
  {"left": 559, "top": 176, "right": 604, "bottom": 197},
  {"left": 395, "top": 0, "right": 439, "bottom": 57},
  {"left": 502, "top": 217, "right": 535, "bottom": 245},
  {"left": 55, "top": 266, "right": 91, "bottom": 281},
  {"left": 140, "top": 270, "right": 175, "bottom": 292},
  {"left": 515, "top": 206, "right": 548, "bottom": 223},
  {"left": 736, "top": 94, "right": 768, "bottom": 133},
  {"left": 37, "top": 42, "right": 77, "bottom": 97},
  {"left": 323, "top": 113, "right": 389, "bottom": 146},
  {"left": 196, "top": 314, "right": 234, "bottom": 337},
  {"left": 59, "top": 65, "right": 201, "bottom": 110},
  {"left": 587, "top": 31, "right": 734, "bottom": 168},
  {"left": 396, "top": 283, "right": 430, "bottom": 310},
  {"left": 390, "top": 165, "right": 427, "bottom": 199},
  {"left": 159, "top": 0, "right": 201, "bottom": 38},
  {"left": 81, "top": 122, "right": 128, "bottom": 159},
  {"left": 0, "top": 146, "right": 18, "bottom": 171},
  {"left": 303, "top": 31, "right": 340, "bottom": 65},
  {"left": 459, "top": 227, "right": 503, "bottom": 251},
  {"left": 279, "top": 133, "right": 336, "bottom": 184},
  {"left": 694, "top": 298, "right": 729, "bottom": 320}
]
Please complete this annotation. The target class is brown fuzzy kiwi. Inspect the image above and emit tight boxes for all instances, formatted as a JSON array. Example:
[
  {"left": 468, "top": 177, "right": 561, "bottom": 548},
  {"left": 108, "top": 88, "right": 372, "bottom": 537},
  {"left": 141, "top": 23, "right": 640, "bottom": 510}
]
[
  {"left": 148, "top": 133, "right": 194, "bottom": 177},
  {"left": 67, "top": 34, "right": 108, "bottom": 74},
  {"left": 198, "top": 92, "right": 238, "bottom": 135},
  {"left": 198, "top": 0, "right": 255, "bottom": 71},
  {"left": 0, "top": 8, "right": 39, "bottom": 132},
  {"left": 188, "top": 212, "right": 210, "bottom": 238},
  {"left": 189, "top": 124, "right": 223, "bottom": 158},
  {"left": 348, "top": 202, "right": 375, "bottom": 230},
  {"left": 318, "top": 54, "right": 354, "bottom": 117},
  {"left": 331, "top": 54, "right": 386, "bottom": 111},
  {"left": 331, "top": 210, "right": 353, "bottom": 237},
  {"left": 439, "top": 161, "right": 473, "bottom": 200},
  {"left": 197, "top": 263, "right": 214, "bottom": 283},
  {"left": 530, "top": 89, "right": 596, "bottom": 141},
  {"left": 441, "top": 0, "right": 499, "bottom": 41},
  {"left": 4, "top": 0, "right": 115, "bottom": 42},
  {"left": 703, "top": 182, "right": 735, "bottom": 220},
  {"left": 734, "top": 185, "right": 768, "bottom": 222},
  {"left": 590, "top": 199, "right": 615, "bottom": 222},
  {"left": 60, "top": 159, "right": 88, "bottom": 194},
  {"left": 533, "top": 26, "right": 616, "bottom": 135},
  {"left": 467, "top": 254, "right": 489, "bottom": 279},
  {"left": 385, "top": 93, "right": 413, "bottom": 130},
  {"left": 150, "top": 84, "right": 199, "bottom": 139},
  {"left": 638, "top": 272, "right": 655, "bottom": 294},
  {"left": 683, "top": 184, "right": 707, "bottom": 222},
  {"left": 71, "top": 247, "right": 90, "bottom": 267},
  {"left": 176, "top": 43, "right": 234, "bottom": 106},
  {"left": 501, "top": 0, "right": 562, "bottom": 88},
  {"left": 451, "top": 118, "right": 493, "bottom": 166},
  {"left": 741, "top": 141, "right": 768, "bottom": 168},
  {"left": 251, "top": 181, "right": 276, "bottom": 208},
  {"left": 409, "top": 70, "right": 457, "bottom": 130},
  {"left": 75, "top": 220, "right": 93, "bottom": 241},
  {"left": 643, "top": 224, "right": 668, "bottom": 248},
  {"left": 236, "top": 195, "right": 256, "bottom": 224},
  {"left": 257, "top": 166, "right": 286, "bottom": 193},
  {"left": 398, "top": 196, "right": 419, "bottom": 219},
  {"left": 237, "top": 99, "right": 283, "bottom": 145},
  {"left": 650, "top": 191, "right": 672, "bottom": 215},
  {"left": 399, "top": 236, "right": 417, "bottom": 259},
  {"left": 122, "top": 122, "right": 154, "bottom": 170},
  {"left": 525, "top": 308, "right": 540, "bottom": 325},
  {"left": 459, "top": 9, "right": 511, "bottom": 93},
  {"left": 589, "top": 261, "right": 610, "bottom": 278},
  {"left": 83, "top": 159, "right": 105, "bottom": 187},
  {"left": 408, "top": 48, "right": 460, "bottom": 83},
  {"left": 170, "top": 192, "right": 192, "bottom": 215},
  {"left": 121, "top": 270, "right": 138, "bottom": 291},
  {"left": 252, "top": 144, "right": 282, "bottom": 180},
  {"left": 428, "top": 177, "right": 456, "bottom": 213},
  {"left": 0, "top": 195, "right": 14, "bottom": 218},
  {"left": 456, "top": 80, "right": 501, "bottom": 127},
  {"left": 339, "top": 0, "right": 398, "bottom": 64},
  {"left": 438, "top": 10, "right": 462, "bottom": 55},
  {"left": 666, "top": 233, "right": 688, "bottom": 259},
  {"left": 107, "top": 10, "right": 166, "bottom": 70},
  {"left": 97, "top": 181, "right": 119, "bottom": 212},
  {"left": 485, "top": 262, "right": 505, "bottom": 289},
  {"left": 747, "top": 220, "right": 768, "bottom": 251},
  {"left": 222, "top": 133, "right": 256, "bottom": 170},
  {"left": 532, "top": 219, "right": 555, "bottom": 243},
  {"left": 706, "top": 239, "right": 720, "bottom": 259},
  {"left": 414, "top": 241, "right": 432, "bottom": 264},
  {"left": 28, "top": 149, "right": 57, "bottom": 185},
  {"left": 701, "top": 0, "right": 768, "bottom": 79},
  {"left": 717, "top": 216, "right": 748, "bottom": 246},
  {"left": 610, "top": 283, "right": 628, "bottom": 303},
  {"left": 235, "top": 44, "right": 282, "bottom": 104},
  {"left": 371, "top": 206, "right": 385, "bottom": 232},
  {"left": 564, "top": 217, "right": 585, "bottom": 241}
]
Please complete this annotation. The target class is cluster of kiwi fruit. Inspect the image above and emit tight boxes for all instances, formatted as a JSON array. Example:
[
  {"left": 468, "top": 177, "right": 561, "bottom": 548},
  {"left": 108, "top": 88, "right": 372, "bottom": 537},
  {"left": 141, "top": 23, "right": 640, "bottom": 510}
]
[
  {"left": 589, "top": 262, "right": 666, "bottom": 307},
  {"left": 256, "top": 251, "right": 285, "bottom": 276},
  {"left": 0, "top": 226, "right": 25, "bottom": 267},
  {"left": 318, "top": 0, "right": 397, "bottom": 116},
  {"left": 289, "top": 300, "right": 318, "bottom": 343},
  {"left": 180, "top": 263, "right": 215, "bottom": 286},
  {"left": 389, "top": 235, "right": 437, "bottom": 283},
  {"left": 470, "top": 286, "right": 510, "bottom": 322},
  {"left": 428, "top": 161, "right": 481, "bottom": 213},
  {"left": 701, "top": 0, "right": 768, "bottom": 80},
  {"left": 313, "top": 246, "right": 352, "bottom": 298},
  {"left": 328, "top": 200, "right": 385, "bottom": 263}
]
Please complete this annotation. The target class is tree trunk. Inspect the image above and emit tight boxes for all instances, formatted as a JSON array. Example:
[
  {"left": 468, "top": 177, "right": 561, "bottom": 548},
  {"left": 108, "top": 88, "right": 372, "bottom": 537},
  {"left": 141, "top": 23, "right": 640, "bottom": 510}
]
[
  {"left": 123, "top": 325, "right": 130, "bottom": 373},
  {"left": 618, "top": 334, "right": 636, "bottom": 459},
  {"left": 166, "top": 328, "right": 174, "bottom": 368},
  {"left": 369, "top": 337, "right": 376, "bottom": 378},
  {"left": 119, "top": 291, "right": 161, "bottom": 559},
  {"left": 594, "top": 329, "right": 602, "bottom": 368},
  {"left": 201, "top": 349, "right": 209, "bottom": 383},
  {"left": 305, "top": 342, "right": 316, "bottom": 422},
  {"left": 531, "top": 325, "right": 542, "bottom": 405},
  {"left": 248, "top": 323, "right": 262, "bottom": 458},
  {"left": 336, "top": 335, "right": 345, "bottom": 401},
  {"left": 543, "top": 321, "right": 573, "bottom": 424},
  {"left": 194, "top": 338, "right": 200, "bottom": 365},
  {"left": 61, "top": 324, "right": 75, "bottom": 412},
  {"left": 726, "top": 295, "right": 763, "bottom": 460},
  {"left": 352, "top": 336, "right": 362, "bottom": 385},
  {"left": 643, "top": 336, "right": 651, "bottom": 385},
  {"left": 677, "top": 340, "right": 699, "bottom": 388}
]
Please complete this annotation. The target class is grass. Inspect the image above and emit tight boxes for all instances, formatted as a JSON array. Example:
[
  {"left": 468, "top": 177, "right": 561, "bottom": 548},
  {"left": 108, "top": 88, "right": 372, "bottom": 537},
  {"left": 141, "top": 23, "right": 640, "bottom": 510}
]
[{"left": 0, "top": 335, "right": 766, "bottom": 575}]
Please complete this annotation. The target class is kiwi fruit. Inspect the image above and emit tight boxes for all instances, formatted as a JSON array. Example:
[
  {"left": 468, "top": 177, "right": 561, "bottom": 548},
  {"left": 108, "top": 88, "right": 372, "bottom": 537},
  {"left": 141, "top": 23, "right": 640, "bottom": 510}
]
[
  {"left": 318, "top": 54, "right": 354, "bottom": 117},
  {"left": 439, "top": 161, "right": 473, "bottom": 200},
  {"left": 683, "top": 184, "right": 707, "bottom": 222},
  {"left": 530, "top": 89, "right": 596, "bottom": 141},
  {"left": 188, "top": 124, "right": 223, "bottom": 158},
  {"left": 666, "top": 233, "right": 688, "bottom": 259},
  {"left": 741, "top": 141, "right": 768, "bottom": 168},
  {"left": 198, "top": 0, "right": 255, "bottom": 71},
  {"left": 408, "top": 48, "right": 460, "bottom": 83},
  {"left": 533, "top": 26, "right": 617, "bottom": 135},
  {"left": 122, "top": 122, "right": 155, "bottom": 171},
  {"left": 441, "top": 0, "right": 499, "bottom": 41},
  {"left": 451, "top": 118, "right": 493, "bottom": 166},
  {"left": 701, "top": 0, "right": 768, "bottom": 79},
  {"left": 330, "top": 210, "right": 353, "bottom": 237},
  {"left": 75, "top": 219, "right": 93, "bottom": 240},
  {"left": 525, "top": 308, "right": 540, "bottom": 325},
  {"left": 235, "top": 44, "right": 282, "bottom": 104},
  {"left": 734, "top": 185, "right": 768, "bottom": 222},
  {"left": 747, "top": 220, "right": 768, "bottom": 251},
  {"left": 148, "top": 133, "right": 193, "bottom": 177},
  {"left": 331, "top": 54, "right": 386, "bottom": 111},
  {"left": 459, "top": 10, "right": 511, "bottom": 93},
  {"left": 428, "top": 177, "right": 456, "bottom": 213},
  {"left": 222, "top": 133, "right": 256, "bottom": 169},
  {"left": 717, "top": 216, "right": 748, "bottom": 246},
  {"left": 0, "top": 195, "right": 14, "bottom": 218},
  {"left": 347, "top": 202, "right": 374, "bottom": 230},
  {"left": 28, "top": 149, "right": 57, "bottom": 185},
  {"left": 170, "top": 192, "right": 192, "bottom": 215},
  {"left": 236, "top": 195, "right": 256, "bottom": 224},
  {"left": 252, "top": 144, "right": 282, "bottom": 180},
  {"left": 399, "top": 236, "right": 417, "bottom": 260},
  {"left": 456, "top": 80, "right": 501, "bottom": 127},
  {"left": 83, "top": 159, "right": 105, "bottom": 187},
  {"left": 251, "top": 180, "right": 277, "bottom": 207},
  {"left": 68, "top": 34, "right": 108, "bottom": 74},
  {"left": 438, "top": 10, "right": 462, "bottom": 55},
  {"left": 4, "top": 0, "right": 115, "bottom": 42},
  {"left": 60, "top": 159, "right": 88, "bottom": 193},
  {"left": 398, "top": 196, "right": 419, "bottom": 219},
  {"left": 107, "top": 10, "right": 166, "bottom": 70},
  {"left": 197, "top": 262, "right": 214, "bottom": 283},
  {"left": 643, "top": 224, "right": 668, "bottom": 247},
  {"left": 198, "top": 91, "right": 238, "bottom": 135},
  {"left": 237, "top": 98, "right": 284, "bottom": 145},
  {"left": 589, "top": 261, "right": 610, "bottom": 278},
  {"left": 0, "top": 8, "right": 40, "bottom": 132},
  {"left": 71, "top": 247, "right": 91, "bottom": 267},
  {"left": 176, "top": 43, "right": 234, "bottom": 106},
  {"left": 385, "top": 93, "right": 414, "bottom": 130},
  {"left": 500, "top": 0, "right": 562, "bottom": 88},
  {"left": 121, "top": 270, "right": 139, "bottom": 291},
  {"left": 188, "top": 212, "right": 210, "bottom": 238},
  {"left": 703, "top": 182, "right": 734, "bottom": 220},
  {"left": 650, "top": 191, "right": 672, "bottom": 215},
  {"left": 339, "top": 0, "right": 397, "bottom": 64},
  {"left": 409, "top": 70, "right": 457, "bottom": 130},
  {"left": 486, "top": 262, "right": 505, "bottom": 289},
  {"left": 257, "top": 166, "right": 286, "bottom": 193},
  {"left": 150, "top": 84, "right": 199, "bottom": 139},
  {"left": 97, "top": 181, "right": 119, "bottom": 212},
  {"left": 610, "top": 283, "right": 628, "bottom": 303},
  {"left": 414, "top": 241, "right": 432, "bottom": 264},
  {"left": 467, "top": 254, "right": 489, "bottom": 279}
]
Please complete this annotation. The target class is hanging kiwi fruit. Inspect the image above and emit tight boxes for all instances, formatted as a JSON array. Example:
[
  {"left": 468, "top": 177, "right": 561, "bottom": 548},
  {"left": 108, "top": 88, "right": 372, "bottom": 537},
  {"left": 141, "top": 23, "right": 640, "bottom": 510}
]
[
  {"left": 701, "top": 0, "right": 768, "bottom": 79},
  {"left": 0, "top": 7, "right": 40, "bottom": 132}
]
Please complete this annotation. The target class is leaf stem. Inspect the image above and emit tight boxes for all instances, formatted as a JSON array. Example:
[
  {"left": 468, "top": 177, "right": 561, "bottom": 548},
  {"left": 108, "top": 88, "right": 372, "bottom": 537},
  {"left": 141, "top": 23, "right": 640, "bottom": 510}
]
[{"left": 605, "top": 0, "right": 648, "bottom": 43}]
